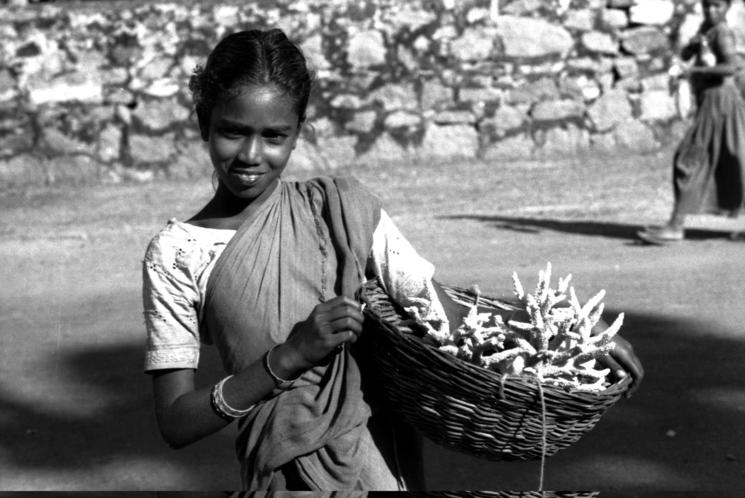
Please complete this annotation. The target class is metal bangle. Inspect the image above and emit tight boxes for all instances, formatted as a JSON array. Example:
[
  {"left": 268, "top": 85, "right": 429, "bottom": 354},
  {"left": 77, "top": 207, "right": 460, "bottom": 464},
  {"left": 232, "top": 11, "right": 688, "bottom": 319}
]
[
  {"left": 209, "top": 382, "right": 234, "bottom": 422},
  {"left": 210, "top": 375, "right": 254, "bottom": 420},
  {"left": 264, "top": 344, "right": 296, "bottom": 390}
]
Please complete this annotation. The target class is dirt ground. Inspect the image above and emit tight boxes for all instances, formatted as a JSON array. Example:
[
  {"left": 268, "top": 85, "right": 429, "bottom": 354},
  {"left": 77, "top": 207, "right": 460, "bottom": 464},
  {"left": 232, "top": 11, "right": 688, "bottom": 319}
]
[{"left": 1, "top": 147, "right": 744, "bottom": 495}]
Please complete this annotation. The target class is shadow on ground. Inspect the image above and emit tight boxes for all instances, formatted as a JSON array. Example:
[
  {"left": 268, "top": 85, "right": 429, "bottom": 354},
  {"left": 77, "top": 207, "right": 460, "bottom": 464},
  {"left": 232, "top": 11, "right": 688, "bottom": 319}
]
[
  {"left": 1, "top": 309, "right": 744, "bottom": 491},
  {"left": 0, "top": 338, "right": 238, "bottom": 490},
  {"left": 440, "top": 214, "right": 732, "bottom": 242}
]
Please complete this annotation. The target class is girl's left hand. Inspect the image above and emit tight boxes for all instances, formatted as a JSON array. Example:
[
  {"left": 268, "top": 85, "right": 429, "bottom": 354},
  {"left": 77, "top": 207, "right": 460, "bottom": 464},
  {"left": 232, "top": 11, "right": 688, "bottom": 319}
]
[
  {"left": 591, "top": 318, "right": 644, "bottom": 396},
  {"left": 600, "top": 333, "right": 644, "bottom": 397}
]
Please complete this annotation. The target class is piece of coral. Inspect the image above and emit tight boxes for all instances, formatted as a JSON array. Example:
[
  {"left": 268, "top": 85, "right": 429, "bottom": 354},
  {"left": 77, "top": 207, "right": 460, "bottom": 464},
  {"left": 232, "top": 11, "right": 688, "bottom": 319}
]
[{"left": 428, "top": 263, "right": 623, "bottom": 392}]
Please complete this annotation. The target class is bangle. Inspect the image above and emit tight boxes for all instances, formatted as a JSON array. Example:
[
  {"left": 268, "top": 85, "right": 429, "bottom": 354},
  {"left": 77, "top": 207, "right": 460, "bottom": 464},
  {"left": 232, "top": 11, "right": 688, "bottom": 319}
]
[
  {"left": 263, "top": 344, "right": 296, "bottom": 390},
  {"left": 210, "top": 375, "right": 254, "bottom": 421}
]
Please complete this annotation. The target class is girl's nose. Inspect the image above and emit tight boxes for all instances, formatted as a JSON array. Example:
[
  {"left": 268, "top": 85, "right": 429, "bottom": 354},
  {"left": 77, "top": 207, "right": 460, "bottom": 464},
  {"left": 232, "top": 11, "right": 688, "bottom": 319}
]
[{"left": 239, "top": 136, "right": 262, "bottom": 164}]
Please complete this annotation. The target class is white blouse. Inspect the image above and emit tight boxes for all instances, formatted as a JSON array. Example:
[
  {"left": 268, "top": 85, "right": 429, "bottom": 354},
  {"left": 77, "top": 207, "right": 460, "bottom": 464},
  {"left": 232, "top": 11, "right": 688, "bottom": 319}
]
[{"left": 142, "top": 209, "right": 448, "bottom": 372}]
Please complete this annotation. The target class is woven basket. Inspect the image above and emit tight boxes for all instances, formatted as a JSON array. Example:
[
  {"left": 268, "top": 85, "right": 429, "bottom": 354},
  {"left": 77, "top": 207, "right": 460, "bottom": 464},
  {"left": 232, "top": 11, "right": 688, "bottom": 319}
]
[{"left": 357, "top": 278, "right": 631, "bottom": 461}]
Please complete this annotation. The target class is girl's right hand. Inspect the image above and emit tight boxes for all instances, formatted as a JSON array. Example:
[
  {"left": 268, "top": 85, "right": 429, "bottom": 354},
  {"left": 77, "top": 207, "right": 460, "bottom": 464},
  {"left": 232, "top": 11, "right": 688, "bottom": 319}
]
[{"left": 283, "top": 296, "right": 364, "bottom": 371}]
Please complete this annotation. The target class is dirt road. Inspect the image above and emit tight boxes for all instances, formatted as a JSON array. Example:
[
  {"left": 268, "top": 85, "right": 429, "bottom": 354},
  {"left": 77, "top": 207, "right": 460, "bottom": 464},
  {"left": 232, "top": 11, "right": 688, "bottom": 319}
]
[{"left": 1, "top": 149, "right": 744, "bottom": 493}]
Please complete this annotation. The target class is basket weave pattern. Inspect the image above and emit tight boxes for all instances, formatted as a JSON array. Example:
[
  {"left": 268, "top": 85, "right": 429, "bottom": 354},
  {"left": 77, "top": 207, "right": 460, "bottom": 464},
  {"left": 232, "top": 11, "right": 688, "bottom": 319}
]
[{"left": 358, "top": 279, "right": 631, "bottom": 461}]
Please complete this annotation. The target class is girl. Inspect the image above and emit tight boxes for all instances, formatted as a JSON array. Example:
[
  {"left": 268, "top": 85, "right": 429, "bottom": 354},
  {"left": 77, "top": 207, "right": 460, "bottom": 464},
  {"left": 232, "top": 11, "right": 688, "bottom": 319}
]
[
  {"left": 142, "top": 29, "right": 643, "bottom": 491},
  {"left": 638, "top": 0, "right": 745, "bottom": 244}
]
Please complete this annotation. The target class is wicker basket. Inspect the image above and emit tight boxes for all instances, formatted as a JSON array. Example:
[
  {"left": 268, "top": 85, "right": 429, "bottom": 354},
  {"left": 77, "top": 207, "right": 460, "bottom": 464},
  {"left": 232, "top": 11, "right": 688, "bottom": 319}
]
[{"left": 357, "top": 278, "right": 631, "bottom": 461}]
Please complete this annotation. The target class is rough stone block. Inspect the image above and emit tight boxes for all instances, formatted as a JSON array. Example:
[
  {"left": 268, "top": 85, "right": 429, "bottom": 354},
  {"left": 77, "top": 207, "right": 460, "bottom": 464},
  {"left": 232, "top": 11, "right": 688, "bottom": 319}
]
[
  {"left": 0, "top": 154, "right": 44, "bottom": 186},
  {"left": 347, "top": 30, "right": 387, "bottom": 70},
  {"left": 581, "top": 31, "right": 618, "bottom": 55},
  {"left": 614, "top": 57, "right": 639, "bottom": 79},
  {"left": 451, "top": 27, "right": 496, "bottom": 62},
  {"left": 42, "top": 155, "right": 102, "bottom": 185},
  {"left": 128, "top": 133, "right": 175, "bottom": 164},
  {"left": 345, "top": 110, "right": 378, "bottom": 134},
  {"left": 505, "top": 77, "right": 559, "bottom": 105},
  {"left": 459, "top": 86, "right": 502, "bottom": 104},
  {"left": 564, "top": 9, "right": 596, "bottom": 32},
  {"left": 531, "top": 99, "right": 585, "bottom": 122},
  {"left": 169, "top": 140, "right": 212, "bottom": 179},
  {"left": 419, "top": 123, "right": 479, "bottom": 159},
  {"left": 601, "top": 8, "right": 629, "bottom": 29},
  {"left": 97, "top": 124, "right": 122, "bottom": 163},
  {"left": 384, "top": 111, "right": 422, "bottom": 130},
  {"left": 482, "top": 133, "right": 535, "bottom": 160},
  {"left": 497, "top": 15, "right": 574, "bottom": 58},
  {"left": 620, "top": 26, "right": 669, "bottom": 54},
  {"left": 629, "top": 0, "right": 675, "bottom": 25},
  {"left": 587, "top": 88, "right": 633, "bottom": 131},
  {"left": 28, "top": 72, "right": 103, "bottom": 105},
  {"left": 639, "top": 89, "right": 677, "bottom": 121},
  {"left": 613, "top": 119, "right": 659, "bottom": 152},
  {"left": 534, "top": 123, "right": 590, "bottom": 157},
  {"left": 433, "top": 110, "right": 476, "bottom": 125},
  {"left": 133, "top": 99, "right": 190, "bottom": 131},
  {"left": 365, "top": 83, "right": 418, "bottom": 111}
]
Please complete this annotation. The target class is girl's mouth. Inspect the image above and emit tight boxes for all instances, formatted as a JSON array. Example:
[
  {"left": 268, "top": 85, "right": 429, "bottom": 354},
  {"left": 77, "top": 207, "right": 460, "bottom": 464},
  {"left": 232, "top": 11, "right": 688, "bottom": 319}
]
[{"left": 230, "top": 169, "right": 264, "bottom": 185}]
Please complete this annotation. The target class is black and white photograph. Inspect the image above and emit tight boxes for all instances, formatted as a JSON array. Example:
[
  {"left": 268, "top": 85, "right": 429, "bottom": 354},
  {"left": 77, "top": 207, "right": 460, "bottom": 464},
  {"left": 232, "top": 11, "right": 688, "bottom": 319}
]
[{"left": 0, "top": 0, "right": 743, "bottom": 495}]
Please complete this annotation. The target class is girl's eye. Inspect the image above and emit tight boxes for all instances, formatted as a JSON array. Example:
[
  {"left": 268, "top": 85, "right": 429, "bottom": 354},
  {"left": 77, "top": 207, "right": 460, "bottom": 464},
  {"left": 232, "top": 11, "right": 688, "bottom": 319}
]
[
  {"left": 218, "top": 128, "right": 243, "bottom": 139},
  {"left": 264, "top": 132, "right": 287, "bottom": 144}
]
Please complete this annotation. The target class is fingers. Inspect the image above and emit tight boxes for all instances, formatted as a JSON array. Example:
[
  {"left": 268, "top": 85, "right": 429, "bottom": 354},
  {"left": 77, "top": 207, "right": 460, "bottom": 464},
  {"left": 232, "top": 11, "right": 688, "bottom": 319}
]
[
  {"left": 324, "top": 298, "right": 364, "bottom": 324},
  {"left": 314, "top": 296, "right": 364, "bottom": 346},
  {"left": 603, "top": 335, "right": 644, "bottom": 397},
  {"left": 599, "top": 353, "right": 626, "bottom": 381}
]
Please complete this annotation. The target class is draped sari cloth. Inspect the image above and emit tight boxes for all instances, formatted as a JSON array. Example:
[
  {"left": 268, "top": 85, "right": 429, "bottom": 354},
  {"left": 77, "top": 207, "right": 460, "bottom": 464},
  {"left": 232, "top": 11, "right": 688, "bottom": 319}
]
[
  {"left": 674, "top": 24, "right": 745, "bottom": 216},
  {"left": 202, "top": 176, "right": 389, "bottom": 490}
]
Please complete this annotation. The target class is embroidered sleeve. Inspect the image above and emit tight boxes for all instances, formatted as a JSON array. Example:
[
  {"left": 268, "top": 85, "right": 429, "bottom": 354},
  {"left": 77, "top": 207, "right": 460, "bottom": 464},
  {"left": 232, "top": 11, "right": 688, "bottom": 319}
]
[
  {"left": 142, "top": 229, "right": 201, "bottom": 372},
  {"left": 368, "top": 209, "right": 450, "bottom": 341}
]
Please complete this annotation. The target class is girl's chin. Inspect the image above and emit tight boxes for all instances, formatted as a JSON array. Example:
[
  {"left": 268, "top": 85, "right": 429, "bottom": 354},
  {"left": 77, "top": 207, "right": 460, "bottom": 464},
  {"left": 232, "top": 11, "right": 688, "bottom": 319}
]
[{"left": 226, "top": 178, "right": 277, "bottom": 201}]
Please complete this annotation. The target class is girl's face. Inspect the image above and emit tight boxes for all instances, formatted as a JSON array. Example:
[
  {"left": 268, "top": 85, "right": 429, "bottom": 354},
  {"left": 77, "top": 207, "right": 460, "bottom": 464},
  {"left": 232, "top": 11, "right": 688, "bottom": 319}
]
[
  {"left": 207, "top": 84, "right": 300, "bottom": 203},
  {"left": 702, "top": 0, "right": 729, "bottom": 25}
]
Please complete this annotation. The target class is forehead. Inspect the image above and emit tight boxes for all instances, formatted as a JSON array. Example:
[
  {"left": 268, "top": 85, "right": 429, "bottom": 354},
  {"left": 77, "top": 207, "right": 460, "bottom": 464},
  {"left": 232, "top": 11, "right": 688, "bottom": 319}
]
[
  {"left": 213, "top": 84, "right": 299, "bottom": 124},
  {"left": 703, "top": 0, "right": 728, "bottom": 7}
]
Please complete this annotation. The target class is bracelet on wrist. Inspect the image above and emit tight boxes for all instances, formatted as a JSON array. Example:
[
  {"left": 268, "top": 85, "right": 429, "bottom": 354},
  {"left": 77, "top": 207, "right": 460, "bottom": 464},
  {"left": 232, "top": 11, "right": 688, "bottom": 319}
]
[
  {"left": 209, "top": 375, "right": 254, "bottom": 421},
  {"left": 263, "top": 344, "right": 297, "bottom": 390}
]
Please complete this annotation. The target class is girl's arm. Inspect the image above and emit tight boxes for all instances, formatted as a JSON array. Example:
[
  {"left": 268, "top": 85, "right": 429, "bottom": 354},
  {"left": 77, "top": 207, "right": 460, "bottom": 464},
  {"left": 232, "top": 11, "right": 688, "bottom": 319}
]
[
  {"left": 152, "top": 297, "right": 363, "bottom": 448},
  {"left": 151, "top": 358, "right": 274, "bottom": 449}
]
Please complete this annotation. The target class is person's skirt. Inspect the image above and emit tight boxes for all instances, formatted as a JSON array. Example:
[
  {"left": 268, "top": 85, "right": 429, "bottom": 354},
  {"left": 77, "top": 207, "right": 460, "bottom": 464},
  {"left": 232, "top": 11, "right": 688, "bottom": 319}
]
[{"left": 673, "top": 81, "right": 745, "bottom": 216}]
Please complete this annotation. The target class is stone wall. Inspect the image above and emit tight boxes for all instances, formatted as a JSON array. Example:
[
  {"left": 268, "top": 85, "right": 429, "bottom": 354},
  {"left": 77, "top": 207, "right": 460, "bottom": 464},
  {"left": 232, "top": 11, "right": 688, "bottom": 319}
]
[{"left": 2, "top": 0, "right": 745, "bottom": 186}]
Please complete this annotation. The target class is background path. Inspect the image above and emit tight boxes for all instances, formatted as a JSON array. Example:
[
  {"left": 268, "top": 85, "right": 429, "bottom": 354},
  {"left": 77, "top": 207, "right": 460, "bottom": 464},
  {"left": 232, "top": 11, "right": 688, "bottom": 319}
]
[{"left": 1, "top": 148, "right": 744, "bottom": 494}]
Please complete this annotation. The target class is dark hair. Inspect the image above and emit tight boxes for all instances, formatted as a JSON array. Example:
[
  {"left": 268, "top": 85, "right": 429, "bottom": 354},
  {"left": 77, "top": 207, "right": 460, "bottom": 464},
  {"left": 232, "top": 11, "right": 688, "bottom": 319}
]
[{"left": 189, "top": 29, "right": 314, "bottom": 141}]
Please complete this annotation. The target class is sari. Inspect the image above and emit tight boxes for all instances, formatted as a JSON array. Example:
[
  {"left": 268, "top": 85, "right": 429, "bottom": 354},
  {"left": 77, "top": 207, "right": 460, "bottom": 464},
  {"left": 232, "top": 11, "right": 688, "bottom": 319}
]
[{"left": 202, "top": 176, "right": 416, "bottom": 490}]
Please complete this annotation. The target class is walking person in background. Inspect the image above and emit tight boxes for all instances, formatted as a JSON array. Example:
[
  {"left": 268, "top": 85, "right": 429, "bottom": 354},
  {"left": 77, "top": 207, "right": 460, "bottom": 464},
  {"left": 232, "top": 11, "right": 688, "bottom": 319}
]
[
  {"left": 638, "top": 0, "right": 745, "bottom": 244},
  {"left": 141, "top": 28, "right": 643, "bottom": 491}
]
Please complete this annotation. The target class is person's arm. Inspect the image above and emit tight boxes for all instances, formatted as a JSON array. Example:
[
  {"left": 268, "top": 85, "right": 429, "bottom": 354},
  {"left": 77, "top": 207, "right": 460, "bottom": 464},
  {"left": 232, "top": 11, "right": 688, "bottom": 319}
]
[
  {"left": 680, "top": 34, "right": 701, "bottom": 62},
  {"left": 687, "top": 27, "right": 740, "bottom": 77},
  {"left": 151, "top": 341, "right": 294, "bottom": 448},
  {"left": 151, "top": 296, "right": 363, "bottom": 449}
]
